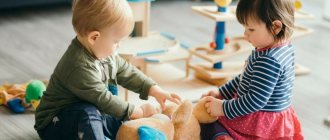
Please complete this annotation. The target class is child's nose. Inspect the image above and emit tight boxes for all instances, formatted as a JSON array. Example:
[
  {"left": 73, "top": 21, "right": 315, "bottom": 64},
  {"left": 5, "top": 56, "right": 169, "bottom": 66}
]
[
  {"left": 244, "top": 33, "right": 249, "bottom": 40},
  {"left": 244, "top": 30, "right": 248, "bottom": 37}
]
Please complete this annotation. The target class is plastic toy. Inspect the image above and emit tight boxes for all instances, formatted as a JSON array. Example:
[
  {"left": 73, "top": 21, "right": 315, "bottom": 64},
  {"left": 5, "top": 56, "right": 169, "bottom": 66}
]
[{"left": 118, "top": 0, "right": 190, "bottom": 101}]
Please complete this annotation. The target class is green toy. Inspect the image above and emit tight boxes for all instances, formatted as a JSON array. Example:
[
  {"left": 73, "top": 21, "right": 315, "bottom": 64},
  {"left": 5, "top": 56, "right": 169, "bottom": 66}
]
[{"left": 25, "top": 80, "right": 46, "bottom": 109}]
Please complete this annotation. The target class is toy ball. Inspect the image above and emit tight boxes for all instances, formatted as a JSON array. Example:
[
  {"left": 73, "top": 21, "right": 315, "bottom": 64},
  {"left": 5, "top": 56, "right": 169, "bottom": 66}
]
[
  {"left": 225, "top": 37, "right": 230, "bottom": 44},
  {"left": 295, "top": 0, "right": 302, "bottom": 11},
  {"left": 25, "top": 80, "right": 46, "bottom": 109},
  {"left": 210, "top": 42, "right": 217, "bottom": 49},
  {"left": 214, "top": 0, "right": 232, "bottom": 7}
]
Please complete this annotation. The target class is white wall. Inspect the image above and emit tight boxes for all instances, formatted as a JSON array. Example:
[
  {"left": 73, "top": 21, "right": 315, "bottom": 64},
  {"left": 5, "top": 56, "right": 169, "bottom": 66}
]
[{"left": 325, "top": 0, "right": 330, "bottom": 20}]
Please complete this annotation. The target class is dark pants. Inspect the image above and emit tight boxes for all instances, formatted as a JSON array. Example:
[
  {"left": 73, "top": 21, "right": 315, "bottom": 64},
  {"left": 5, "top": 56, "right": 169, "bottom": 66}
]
[
  {"left": 200, "top": 122, "right": 231, "bottom": 140},
  {"left": 37, "top": 102, "right": 122, "bottom": 140}
]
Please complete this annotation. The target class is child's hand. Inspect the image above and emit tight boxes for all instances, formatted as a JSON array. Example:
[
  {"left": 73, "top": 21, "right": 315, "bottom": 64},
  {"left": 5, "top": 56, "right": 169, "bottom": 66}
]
[
  {"left": 204, "top": 96, "right": 224, "bottom": 117},
  {"left": 129, "top": 103, "right": 161, "bottom": 120},
  {"left": 140, "top": 103, "right": 161, "bottom": 117},
  {"left": 201, "top": 89, "right": 223, "bottom": 99},
  {"left": 130, "top": 106, "right": 143, "bottom": 120},
  {"left": 149, "top": 85, "right": 181, "bottom": 111}
]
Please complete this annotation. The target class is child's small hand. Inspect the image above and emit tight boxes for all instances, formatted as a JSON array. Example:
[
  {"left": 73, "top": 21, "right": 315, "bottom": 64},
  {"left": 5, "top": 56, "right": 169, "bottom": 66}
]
[
  {"left": 204, "top": 96, "right": 224, "bottom": 117},
  {"left": 140, "top": 103, "right": 161, "bottom": 117},
  {"left": 201, "top": 89, "right": 223, "bottom": 99},
  {"left": 149, "top": 85, "right": 182, "bottom": 111}
]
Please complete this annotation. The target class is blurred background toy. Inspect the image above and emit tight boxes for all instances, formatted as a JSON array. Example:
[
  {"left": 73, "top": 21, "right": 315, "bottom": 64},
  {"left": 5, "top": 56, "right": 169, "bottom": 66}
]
[
  {"left": 0, "top": 83, "right": 27, "bottom": 113},
  {"left": 295, "top": 0, "right": 302, "bottom": 11},
  {"left": 0, "top": 80, "right": 46, "bottom": 113},
  {"left": 25, "top": 80, "right": 46, "bottom": 110}
]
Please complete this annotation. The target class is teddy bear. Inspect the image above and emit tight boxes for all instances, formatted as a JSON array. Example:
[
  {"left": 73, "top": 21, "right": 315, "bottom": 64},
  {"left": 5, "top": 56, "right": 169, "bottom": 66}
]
[{"left": 116, "top": 97, "right": 218, "bottom": 140}]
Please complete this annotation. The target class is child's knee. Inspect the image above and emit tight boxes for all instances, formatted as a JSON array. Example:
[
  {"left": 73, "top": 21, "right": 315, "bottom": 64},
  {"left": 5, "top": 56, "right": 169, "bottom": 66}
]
[
  {"left": 77, "top": 103, "right": 105, "bottom": 139},
  {"left": 80, "top": 103, "right": 102, "bottom": 117}
]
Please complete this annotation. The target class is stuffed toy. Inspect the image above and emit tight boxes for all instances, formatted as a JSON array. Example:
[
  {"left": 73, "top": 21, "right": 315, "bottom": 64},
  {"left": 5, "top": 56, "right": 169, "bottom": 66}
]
[
  {"left": 0, "top": 80, "right": 46, "bottom": 113},
  {"left": 25, "top": 80, "right": 46, "bottom": 110},
  {"left": 0, "top": 83, "right": 27, "bottom": 113},
  {"left": 116, "top": 97, "right": 218, "bottom": 140},
  {"left": 116, "top": 109, "right": 175, "bottom": 140}
]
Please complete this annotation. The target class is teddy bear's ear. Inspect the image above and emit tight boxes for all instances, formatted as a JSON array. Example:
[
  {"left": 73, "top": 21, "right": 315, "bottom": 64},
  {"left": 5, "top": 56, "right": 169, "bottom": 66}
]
[{"left": 172, "top": 100, "right": 193, "bottom": 125}]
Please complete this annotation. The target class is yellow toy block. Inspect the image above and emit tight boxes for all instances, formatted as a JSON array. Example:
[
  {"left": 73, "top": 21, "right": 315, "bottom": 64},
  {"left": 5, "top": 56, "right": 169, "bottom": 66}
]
[{"left": 214, "top": 0, "right": 232, "bottom": 7}]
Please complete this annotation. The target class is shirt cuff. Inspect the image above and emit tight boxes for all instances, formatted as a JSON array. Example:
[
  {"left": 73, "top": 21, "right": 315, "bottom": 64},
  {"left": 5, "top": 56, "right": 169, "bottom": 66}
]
[
  {"left": 222, "top": 100, "right": 234, "bottom": 120},
  {"left": 124, "top": 103, "right": 135, "bottom": 121},
  {"left": 139, "top": 78, "right": 157, "bottom": 100}
]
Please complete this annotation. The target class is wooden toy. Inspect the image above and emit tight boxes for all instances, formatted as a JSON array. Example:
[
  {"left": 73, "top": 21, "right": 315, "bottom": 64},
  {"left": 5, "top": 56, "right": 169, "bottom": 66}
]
[
  {"left": 119, "top": 32, "right": 189, "bottom": 74},
  {"left": 295, "top": 0, "right": 302, "bottom": 11},
  {"left": 128, "top": 0, "right": 153, "bottom": 37},
  {"left": 122, "top": 0, "right": 190, "bottom": 74},
  {"left": 188, "top": 0, "right": 315, "bottom": 85},
  {"left": 188, "top": 0, "right": 250, "bottom": 86},
  {"left": 118, "top": 0, "right": 191, "bottom": 100}
]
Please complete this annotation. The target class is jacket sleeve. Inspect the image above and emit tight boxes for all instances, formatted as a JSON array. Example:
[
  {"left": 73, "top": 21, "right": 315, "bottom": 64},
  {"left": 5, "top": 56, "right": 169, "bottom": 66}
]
[
  {"left": 219, "top": 74, "right": 241, "bottom": 100},
  {"left": 66, "top": 65, "right": 135, "bottom": 120},
  {"left": 223, "top": 56, "right": 282, "bottom": 119},
  {"left": 114, "top": 55, "right": 157, "bottom": 100}
]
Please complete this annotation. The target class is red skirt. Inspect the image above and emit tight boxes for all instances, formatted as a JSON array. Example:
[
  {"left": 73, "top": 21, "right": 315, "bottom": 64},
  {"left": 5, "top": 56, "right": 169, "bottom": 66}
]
[{"left": 218, "top": 106, "right": 303, "bottom": 140}]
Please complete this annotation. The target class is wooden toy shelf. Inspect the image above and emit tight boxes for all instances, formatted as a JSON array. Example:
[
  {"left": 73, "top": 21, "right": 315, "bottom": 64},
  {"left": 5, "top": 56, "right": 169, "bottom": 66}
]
[
  {"left": 188, "top": 5, "right": 314, "bottom": 85},
  {"left": 192, "top": 6, "right": 314, "bottom": 21},
  {"left": 119, "top": 0, "right": 191, "bottom": 100},
  {"left": 188, "top": 37, "right": 252, "bottom": 64},
  {"left": 119, "top": 31, "right": 189, "bottom": 74}
]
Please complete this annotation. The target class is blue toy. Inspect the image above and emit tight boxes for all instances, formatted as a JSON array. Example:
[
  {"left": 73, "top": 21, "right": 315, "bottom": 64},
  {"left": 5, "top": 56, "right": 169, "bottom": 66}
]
[
  {"left": 138, "top": 125, "right": 167, "bottom": 140},
  {"left": 7, "top": 98, "right": 25, "bottom": 113},
  {"left": 212, "top": 0, "right": 232, "bottom": 69}
]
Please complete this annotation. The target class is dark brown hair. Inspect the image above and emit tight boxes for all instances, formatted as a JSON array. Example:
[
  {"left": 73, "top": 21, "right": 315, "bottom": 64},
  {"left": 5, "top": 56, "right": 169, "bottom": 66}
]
[{"left": 236, "top": 0, "right": 295, "bottom": 42}]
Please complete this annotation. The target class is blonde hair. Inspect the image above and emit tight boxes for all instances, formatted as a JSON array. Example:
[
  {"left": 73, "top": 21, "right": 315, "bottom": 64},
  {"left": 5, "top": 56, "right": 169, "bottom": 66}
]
[
  {"left": 236, "top": 0, "right": 295, "bottom": 42},
  {"left": 72, "top": 0, "right": 134, "bottom": 36}
]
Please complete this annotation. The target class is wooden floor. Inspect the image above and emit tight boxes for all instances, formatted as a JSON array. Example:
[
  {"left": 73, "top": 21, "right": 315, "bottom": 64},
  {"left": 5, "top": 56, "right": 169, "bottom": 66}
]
[{"left": 1, "top": 0, "right": 330, "bottom": 139}]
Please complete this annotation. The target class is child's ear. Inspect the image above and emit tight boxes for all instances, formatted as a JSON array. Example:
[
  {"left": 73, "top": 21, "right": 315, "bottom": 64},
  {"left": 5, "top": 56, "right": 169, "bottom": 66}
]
[
  {"left": 272, "top": 20, "right": 283, "bottom": 35},
  {"left": 87, "top": 31, "right": 100, "bottom": 46}
]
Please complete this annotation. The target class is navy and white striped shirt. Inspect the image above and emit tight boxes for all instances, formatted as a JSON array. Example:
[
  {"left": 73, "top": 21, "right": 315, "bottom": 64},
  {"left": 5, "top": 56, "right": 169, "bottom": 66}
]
[{"left": 220, "top": 44, "right": 295, "bottom": 119}]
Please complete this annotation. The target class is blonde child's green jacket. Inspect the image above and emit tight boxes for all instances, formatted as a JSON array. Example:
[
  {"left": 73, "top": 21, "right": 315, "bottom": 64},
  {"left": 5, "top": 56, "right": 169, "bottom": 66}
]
[{"left": 34, "top": 37, "right": 156, "bottom": 130}]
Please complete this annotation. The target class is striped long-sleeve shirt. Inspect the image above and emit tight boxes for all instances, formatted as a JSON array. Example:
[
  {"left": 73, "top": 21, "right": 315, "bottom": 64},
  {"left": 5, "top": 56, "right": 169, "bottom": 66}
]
[{"left": 220, "top": 44, "right": 295, "bottom": 119}]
